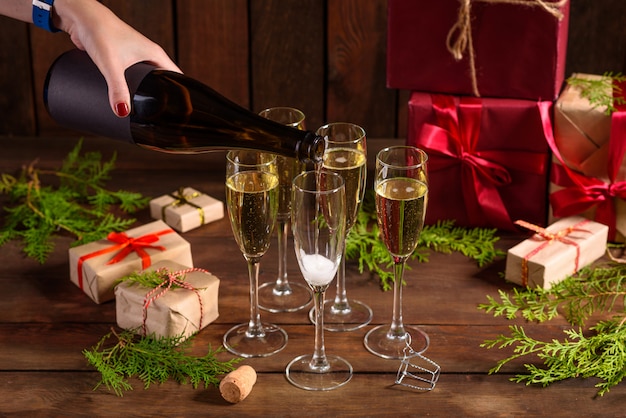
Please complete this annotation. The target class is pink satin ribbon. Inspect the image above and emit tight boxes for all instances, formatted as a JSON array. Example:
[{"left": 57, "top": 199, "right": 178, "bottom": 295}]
[
  {"left": 544, "top": 81, "right": 626, "bottom": 241},
  {"left": 419, "top": 95, "right": 547, "bottom": 230}
]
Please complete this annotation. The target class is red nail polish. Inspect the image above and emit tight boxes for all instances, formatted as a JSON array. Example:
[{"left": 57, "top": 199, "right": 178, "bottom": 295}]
[{"left": 116, "top": 102, "right": 129, "bottom": 117}]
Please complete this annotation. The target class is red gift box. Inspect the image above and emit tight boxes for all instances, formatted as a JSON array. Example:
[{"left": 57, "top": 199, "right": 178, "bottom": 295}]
[
  {"left": 407, "top": 92, "right": 552, "bottom": 230},
  {"left": 387, "top": 0, "right": 570, "bottom": 100}
]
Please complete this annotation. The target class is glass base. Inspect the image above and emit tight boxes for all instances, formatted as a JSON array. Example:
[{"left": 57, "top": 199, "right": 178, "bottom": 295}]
[
  {"left": 285, "top": 354, "right": 353, "bottom": 391},
  {"left": 363, "top": 324, "right": 429, "bottom": 360},
  {"left": 258, "top": 280, "right": 313, "bottom": 313},
  {"left": 223, "top": 323, "right": 288, "bottom": 358},
  {"left": 309, "top": 299, "right": 373, "bottom": 332}
]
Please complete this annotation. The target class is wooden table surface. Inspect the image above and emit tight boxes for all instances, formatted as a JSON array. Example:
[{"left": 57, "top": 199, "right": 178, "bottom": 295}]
[{"left": 1, "top": 136, "right": 624, "bottom": 417}]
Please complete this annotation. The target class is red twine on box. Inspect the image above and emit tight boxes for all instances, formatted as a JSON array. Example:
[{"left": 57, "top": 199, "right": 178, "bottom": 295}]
[
  {"left": 541, "top": 81, "right": 626, "bottom": 241},
  {"left": 446, "top": 0, "right": 567, "bottom": 97},
  {"left": 515, "top": 219, "right": 590, "bottom": 286},
  {"left": 418, "top": 94, "right": 547, "bottom": 230},
  {"left": 141, "top": 267, "right": 208, "bottom": 336},
  {"left": 76, "top": 229, "right": 174, "bottom": 290}
]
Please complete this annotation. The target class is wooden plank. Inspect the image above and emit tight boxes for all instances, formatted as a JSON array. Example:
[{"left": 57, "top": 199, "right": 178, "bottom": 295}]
[
  {"left": 326, "top": 0, "right": 395, "bottom": 138},
  {"left": 0, "top": 18, "right": 34, "bottom": 135},
  {"left": 566, "top": 0, "right": 626, "bottom": 75},
  {"left": 103, "top": 0, "right": 176, "bottom": 56},
  {"left": 0, "top": 321, "right": 575, "bottom": 374},
  {"left": 250, "top": 0, "right": 325, "bottom": 130},
  {"left": 177, "top": 0, "right": 250, "bottom": 108},
  {"left": 0, "top": 371, "right": 622, "bottom": 416}
]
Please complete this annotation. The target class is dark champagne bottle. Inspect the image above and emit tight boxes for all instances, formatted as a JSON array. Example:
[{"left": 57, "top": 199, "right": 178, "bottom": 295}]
[{"left": 43, "top": 49, "right": 324, "bottom": 163}]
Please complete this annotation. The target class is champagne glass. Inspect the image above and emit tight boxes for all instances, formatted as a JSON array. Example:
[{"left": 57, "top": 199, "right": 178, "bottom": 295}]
[
  {"left": 364, "top": 146, "right": 429, "bottom": 359},
  {"left": 286, "top": 170, "right": 352, "bottom": 390},
  {"left": 257, "top": 107, "right": 313, "bottom": 313},
  {"left": 224, "top": 150, "right": 287, "bottom": 357},
  {"left": 310, "top": 122, "right": 372, "bottom": 331}
]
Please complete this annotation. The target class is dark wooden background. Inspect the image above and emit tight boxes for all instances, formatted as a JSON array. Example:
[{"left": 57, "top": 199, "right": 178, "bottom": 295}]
[{"left": 1, "top": 0, "right": 625, "bottom": 139}]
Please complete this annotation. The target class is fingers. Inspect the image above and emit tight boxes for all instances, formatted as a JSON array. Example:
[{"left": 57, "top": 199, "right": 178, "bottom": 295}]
[{"left": 104, "top": 70, "right": 131, "bottom": 118}]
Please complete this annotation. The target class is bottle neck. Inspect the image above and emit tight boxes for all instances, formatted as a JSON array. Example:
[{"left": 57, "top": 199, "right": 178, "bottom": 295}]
[{"left": 299, "top": 131, "right": 325, "bottom": 164}]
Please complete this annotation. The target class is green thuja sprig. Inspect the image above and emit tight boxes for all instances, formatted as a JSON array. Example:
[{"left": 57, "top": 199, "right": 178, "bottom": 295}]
[
  {"left": 479, "top": 262, "right": 626, "bottom": 396},
  {"left": 117, "top": 268, "right": 188, "bottom": 289},
  {"left": 83, "top": 328, "right": 241, "bottom": 397},
  {"left": 567, "top": 72, "right": 626, "bottom": 115},
  {"left": 0, "top": 139, "right": 149, "bottom": 263},
  {"left": 345, "top": 190, "right": 505, "bottom": 291},
  {"left": 479, "top": 264, "right": 626, "bottom": 326}
]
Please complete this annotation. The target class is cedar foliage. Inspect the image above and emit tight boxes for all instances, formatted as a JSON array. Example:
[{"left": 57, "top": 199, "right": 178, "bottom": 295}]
[{"left": 0, "top": 139, "right": 149, "bottom": 263}]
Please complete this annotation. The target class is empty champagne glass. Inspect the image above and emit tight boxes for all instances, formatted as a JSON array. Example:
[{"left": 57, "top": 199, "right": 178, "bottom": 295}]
[
  {"left": 286, "top": 170, "right": 352, "bottom": 390},
  {"left": 257, "top": 107, "right": 312, "bottom": 312},
  {"left": 224, "top": 150, "right": 287, "bottom": 357},
  {"left": 310, "top": 122, "right": 372, "bottom": 331},
  {"left": 364, "top": 146, "right": 429, "bottom": 359}
]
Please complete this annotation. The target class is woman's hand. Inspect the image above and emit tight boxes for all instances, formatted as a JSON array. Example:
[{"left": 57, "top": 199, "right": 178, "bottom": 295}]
[{"left": 52, "top": 0, "right": 181, "bottom": 117}]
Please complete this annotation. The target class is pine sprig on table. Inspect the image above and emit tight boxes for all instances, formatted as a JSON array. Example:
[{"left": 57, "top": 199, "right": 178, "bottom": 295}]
[
  {"left": 567, "top": 72, "right": 626, "bottom": 115},
  {"left": 345, "top": 190, "right": 505, "bottom": 291},
  {"left": 0, "top": 139, "right": 150, "bottom": 263},
  {"left": 83, "top": 328, "right": 241, "bottom": 397},
  {"left": 479, "top": 262, "right": 626, "bottom": 396}
]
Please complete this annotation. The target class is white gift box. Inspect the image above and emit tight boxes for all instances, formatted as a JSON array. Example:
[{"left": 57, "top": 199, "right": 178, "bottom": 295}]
[
  {"left": 150, "top": 187, "right": 224, "bottom": 232},
  {"left": 68, "top": 220, "right": 193, "bottom": 304},
  {"left": 115, "top": 260, "right": 219, "bottom": 341},
  {"left": 505, "top": 216, "right": 608, "bottom": 289}
]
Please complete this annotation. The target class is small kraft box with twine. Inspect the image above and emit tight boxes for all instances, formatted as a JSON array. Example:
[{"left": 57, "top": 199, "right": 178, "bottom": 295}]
[{"left": 505, "top": 216, "right": 608, "bottom": 289}]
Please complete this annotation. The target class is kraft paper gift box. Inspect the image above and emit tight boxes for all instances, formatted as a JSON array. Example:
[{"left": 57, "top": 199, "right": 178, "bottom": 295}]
[
  {"left": 69, "top": 220, "right": 193, "bottom": 304},
  {"left": 548, "top": 80, "right": 626, "bottom": 241},
  {"left": 505, "top": 216, "right": 608, "bottom": 289},
  {"left": 407, "top": 92, "right": 551, "bottom": 231},
  {"left": 554, "top": 73, "right": 626, "bottom": 182},
  {"left": 150, "top": 187, "right": 224, "bottom": 232},
  {"left": 115, "top": 260, "right": 219, "bottom": 341},
  {"left": 386, "top": 0, "right": 570, "bottom": 100}
]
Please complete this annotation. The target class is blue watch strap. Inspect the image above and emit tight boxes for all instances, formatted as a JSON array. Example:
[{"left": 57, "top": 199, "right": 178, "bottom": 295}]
[{"left": 33, "top": 0, "right": 60, "bottom": 32}]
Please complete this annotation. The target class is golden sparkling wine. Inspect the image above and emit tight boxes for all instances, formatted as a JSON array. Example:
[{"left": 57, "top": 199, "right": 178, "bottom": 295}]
[
  {"left": 375, "top": 177, "right": 428, "bottom": 259},
  {"left": 322, "top": 148, "right": 367, "bottom": 229},
  {"left": 226, "top": 171, "right": 278, "bottom": 257}
]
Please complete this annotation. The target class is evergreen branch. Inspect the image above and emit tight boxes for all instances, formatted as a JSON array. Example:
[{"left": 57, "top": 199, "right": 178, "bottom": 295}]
[
  {"left": 83, "top": 328, "right": 241, "bottom": 397},
  {"left": 480, "top": 262, "right": 626, "bottom": 396},
  {"left": 481, "top": 319, "right": 626, "bottom": 396},
  {"left": 567, "top": 72, "right": 626, "bottom": 115},
  {"left": 0, "top": 139, "right": 150, "bottom": 263},
  {"left": 479, "top": 265, "right": 626, "bottom": 326}
]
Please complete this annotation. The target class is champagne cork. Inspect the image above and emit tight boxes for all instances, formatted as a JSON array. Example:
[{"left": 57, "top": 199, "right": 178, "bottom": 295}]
[{"left": 219, "top": 365, "right": 257, "bottom": 403}]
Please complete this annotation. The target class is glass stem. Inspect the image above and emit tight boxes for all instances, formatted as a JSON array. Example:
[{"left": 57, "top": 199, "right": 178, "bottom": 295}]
[
  {"left": 331, "top": 248, "right": 351, "bottom": 312},
  {"left": 388, "top": 259, "right": 408, "bottom": 339},
  {"left": 274, "top": 219, "right": 291, "bottom": 293},
  {"left": 246, "top": 258, "right": 265, "bottom": 338},
  {"left": 310, "top": 288, "right": 330, "bottom": 371}
]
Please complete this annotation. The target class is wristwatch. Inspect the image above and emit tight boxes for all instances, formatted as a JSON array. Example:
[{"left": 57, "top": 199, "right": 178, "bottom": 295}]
[{"left": 32, "top": 0, "right": 60, "bottom": 32}]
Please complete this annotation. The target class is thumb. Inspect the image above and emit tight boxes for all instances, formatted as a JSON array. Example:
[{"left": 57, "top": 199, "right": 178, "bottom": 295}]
[{"left": 105, "top": 72, "right": 131, "bottom": 118}]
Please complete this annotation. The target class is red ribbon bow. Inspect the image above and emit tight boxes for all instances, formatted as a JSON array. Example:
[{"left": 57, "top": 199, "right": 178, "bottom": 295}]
[
  {"left": 515, "top": 219, "right": 590, "bottom": 286},
  {"left": 76, "top": 228, "right": 174, "bottom": 290},
  {"left": 142, "top": 267, "right": 208, "bottom": 336},
  {"left": 418, "top": 95, "right": 547, "bottom": 230},
  {"left": 543, "top": 81, "right": 626, "bottom": 241}
]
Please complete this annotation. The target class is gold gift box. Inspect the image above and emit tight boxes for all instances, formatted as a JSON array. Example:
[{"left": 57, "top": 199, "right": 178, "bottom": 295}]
[{"left": 150, "top": 187, "right": 224, "bottom": 233}]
